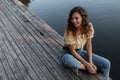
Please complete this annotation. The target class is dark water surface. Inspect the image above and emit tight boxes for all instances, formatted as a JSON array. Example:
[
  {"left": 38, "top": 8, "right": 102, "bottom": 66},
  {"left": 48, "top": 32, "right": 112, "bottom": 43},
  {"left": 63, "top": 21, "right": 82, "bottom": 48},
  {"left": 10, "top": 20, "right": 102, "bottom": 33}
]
[{"left": 19, "top": 0, "right": 120, "bottom": 79}]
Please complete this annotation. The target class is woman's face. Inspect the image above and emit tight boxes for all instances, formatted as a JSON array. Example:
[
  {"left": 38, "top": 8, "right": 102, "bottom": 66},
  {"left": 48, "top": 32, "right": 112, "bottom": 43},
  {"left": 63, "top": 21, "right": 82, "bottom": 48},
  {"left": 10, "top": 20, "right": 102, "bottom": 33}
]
[{"left": 71, "top": 12, "right": 82, "bottom": 28}]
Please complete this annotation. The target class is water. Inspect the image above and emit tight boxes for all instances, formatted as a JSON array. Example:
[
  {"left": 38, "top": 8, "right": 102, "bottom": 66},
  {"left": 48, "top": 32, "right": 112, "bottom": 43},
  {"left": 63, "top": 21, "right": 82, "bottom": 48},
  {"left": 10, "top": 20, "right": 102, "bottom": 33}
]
[{"left": 19, "top": 0, "right": 120, "bottom": 79}]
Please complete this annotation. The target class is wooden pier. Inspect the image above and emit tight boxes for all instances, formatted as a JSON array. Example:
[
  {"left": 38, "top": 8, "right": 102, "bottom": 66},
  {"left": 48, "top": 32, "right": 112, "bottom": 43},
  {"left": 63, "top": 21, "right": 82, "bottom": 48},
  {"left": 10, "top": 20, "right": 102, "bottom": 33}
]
[{"left": 0, "top": 0, "right": 106, "bottom": 80}]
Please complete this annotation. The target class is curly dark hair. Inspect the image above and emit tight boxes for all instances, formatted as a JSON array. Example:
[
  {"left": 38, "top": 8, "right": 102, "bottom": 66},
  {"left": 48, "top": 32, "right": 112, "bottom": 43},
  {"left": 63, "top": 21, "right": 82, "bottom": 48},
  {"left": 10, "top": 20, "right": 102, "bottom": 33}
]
[{"left": 67, "top": 6, "right": 91, "bottom": 37}]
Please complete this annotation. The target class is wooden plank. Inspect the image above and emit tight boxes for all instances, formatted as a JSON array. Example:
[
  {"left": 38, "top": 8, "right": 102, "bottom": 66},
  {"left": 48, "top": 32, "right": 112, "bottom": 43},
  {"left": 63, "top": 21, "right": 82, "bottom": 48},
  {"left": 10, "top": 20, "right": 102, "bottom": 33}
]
[
  {"left": 94, "top": 73, "right": 106, "bottom": 80},
  {"left": 0, "top": 10, "right": 40, "bottom": 80},
  {"left": 1, "top": 37, "right": 25, "bottom": 80},
  {"left": 0, "top": 14, "right": 16, "bottom": 80},
  {"left": 0, "top": 13, "right": 8, "bottom": 80},
  {"left": 0, "top": 15, "right": 27, "bottom": 80},
  {"left": 0, "top": 59, "right": 8, "bottom": 80},
  {"left": 0, "top": 40, "right": 16, "bottom": 80},
  {"left": 0, "top": 39, "right": 8, "bottom": 80},
  {"left": 2, "top": 18, "right": 55, "bottom": 80}
]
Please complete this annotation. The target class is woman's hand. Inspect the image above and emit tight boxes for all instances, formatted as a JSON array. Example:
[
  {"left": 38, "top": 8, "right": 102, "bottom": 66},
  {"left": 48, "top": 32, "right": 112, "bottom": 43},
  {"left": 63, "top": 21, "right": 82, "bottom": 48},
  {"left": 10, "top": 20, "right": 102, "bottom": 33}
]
[
  {"left": 90, "top": 63, "right": 97, "bottom": 72},
  {"left": 85, "top": 63, "right": 97, "bottom": 74}
]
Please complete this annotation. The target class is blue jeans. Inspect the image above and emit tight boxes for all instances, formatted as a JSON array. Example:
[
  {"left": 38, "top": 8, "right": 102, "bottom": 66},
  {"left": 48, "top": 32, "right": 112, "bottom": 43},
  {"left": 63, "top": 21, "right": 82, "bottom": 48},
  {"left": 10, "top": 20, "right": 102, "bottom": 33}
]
[{"left": 61, "top": 49, "right": 111, "bottom": 78}]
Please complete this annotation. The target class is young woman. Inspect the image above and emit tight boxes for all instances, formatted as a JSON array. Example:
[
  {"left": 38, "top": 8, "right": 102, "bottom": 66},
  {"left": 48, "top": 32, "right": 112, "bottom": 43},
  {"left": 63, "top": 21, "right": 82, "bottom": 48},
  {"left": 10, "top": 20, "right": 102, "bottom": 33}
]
[{"left": 61, "top": 6, "right": 111, "bottom": 80}]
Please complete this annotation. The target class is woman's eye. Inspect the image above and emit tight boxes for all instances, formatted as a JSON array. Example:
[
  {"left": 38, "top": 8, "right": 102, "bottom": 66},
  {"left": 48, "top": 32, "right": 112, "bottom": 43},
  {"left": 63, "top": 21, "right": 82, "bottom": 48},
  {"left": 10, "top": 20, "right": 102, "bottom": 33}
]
[{"left": 75, "top": 17, "right": 79, "bottom": 20}]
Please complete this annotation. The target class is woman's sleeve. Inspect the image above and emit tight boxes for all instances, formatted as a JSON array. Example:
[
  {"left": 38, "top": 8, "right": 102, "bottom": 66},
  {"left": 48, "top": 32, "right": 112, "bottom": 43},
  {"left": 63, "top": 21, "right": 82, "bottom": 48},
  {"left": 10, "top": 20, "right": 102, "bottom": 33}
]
[{"left": 87, "top": 23, "right": 94, "bottom": 39}]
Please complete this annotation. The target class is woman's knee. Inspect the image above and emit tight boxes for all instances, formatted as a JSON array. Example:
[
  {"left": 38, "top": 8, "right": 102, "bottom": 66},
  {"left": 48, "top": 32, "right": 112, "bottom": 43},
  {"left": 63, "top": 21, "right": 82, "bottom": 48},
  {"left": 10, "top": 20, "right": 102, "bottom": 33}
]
[
  {"left": 61, "top": 54, "right": 73, "bottom": 64},
  {"left": 105, "top": 59, "right": 111, "bottom": 68},
  {"left": 61, "top": 54, "right": 81, "bottom": 69},
  {"left": 92, "top": 54, "right": 111, "bottom": 70}
]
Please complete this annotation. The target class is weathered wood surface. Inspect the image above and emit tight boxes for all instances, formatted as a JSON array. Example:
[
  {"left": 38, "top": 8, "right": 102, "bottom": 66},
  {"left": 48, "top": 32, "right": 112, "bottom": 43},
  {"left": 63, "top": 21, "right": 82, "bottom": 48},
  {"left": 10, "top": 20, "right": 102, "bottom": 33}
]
[{"left": 0, "top": 0, "right": 106, "bottom": 80}]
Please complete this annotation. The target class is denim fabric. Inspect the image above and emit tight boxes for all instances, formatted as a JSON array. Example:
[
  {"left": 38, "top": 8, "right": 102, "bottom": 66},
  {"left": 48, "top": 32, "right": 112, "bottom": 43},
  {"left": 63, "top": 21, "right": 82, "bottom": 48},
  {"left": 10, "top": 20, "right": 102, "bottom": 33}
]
[{"left": 61, "top": 49, "right": 111, "bottom": 78}]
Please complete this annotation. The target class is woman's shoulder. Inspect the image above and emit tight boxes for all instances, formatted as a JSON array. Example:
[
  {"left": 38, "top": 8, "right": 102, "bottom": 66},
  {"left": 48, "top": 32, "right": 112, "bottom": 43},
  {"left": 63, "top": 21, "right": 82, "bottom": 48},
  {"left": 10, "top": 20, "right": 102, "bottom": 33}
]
[
  {"left": 89, "top": 22, "right": 93, "bottom": 27},
  {"left": 88, "top": 22, "right": 94, "bottom": 30},
  {"left": 85, "top": 22, "right": 94, "bottom": 38}
]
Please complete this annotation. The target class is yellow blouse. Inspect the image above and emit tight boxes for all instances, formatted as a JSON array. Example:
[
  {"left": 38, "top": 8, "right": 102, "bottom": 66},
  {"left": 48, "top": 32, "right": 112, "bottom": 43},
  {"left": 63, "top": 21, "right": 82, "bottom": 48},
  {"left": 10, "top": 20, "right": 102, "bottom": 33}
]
[{"left": 63, "top": 23, "right": 94, "bottom": 50}]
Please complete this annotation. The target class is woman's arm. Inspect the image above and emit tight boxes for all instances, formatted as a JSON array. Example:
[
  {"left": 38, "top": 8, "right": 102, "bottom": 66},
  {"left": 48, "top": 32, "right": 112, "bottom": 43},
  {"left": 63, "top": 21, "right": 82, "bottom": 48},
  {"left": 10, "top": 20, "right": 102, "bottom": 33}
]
[
  {"left": 68, "top": 44, "right": 96, "bottom": 74},
  {"left": 86, "top": 38, "right": 93, "bottom": 63},
  {"left": 86, "top": 38, "right": 97, "bottom": 71}
]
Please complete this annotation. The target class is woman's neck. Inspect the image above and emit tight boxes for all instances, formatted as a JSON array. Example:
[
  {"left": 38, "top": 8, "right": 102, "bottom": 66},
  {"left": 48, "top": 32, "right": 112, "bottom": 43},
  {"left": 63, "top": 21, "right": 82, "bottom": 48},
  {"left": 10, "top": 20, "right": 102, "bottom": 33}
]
[{"left": 76, "top": 26, "right": 83, "bottom": 35}]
